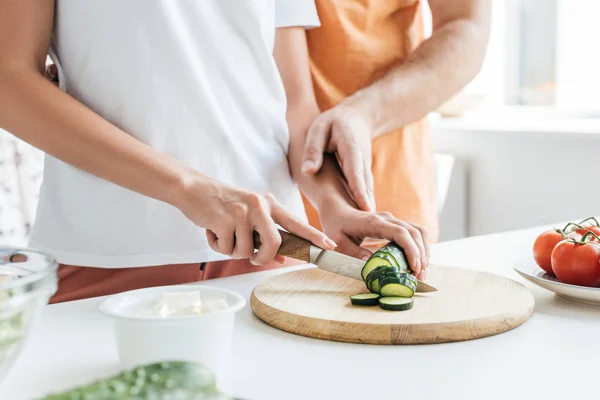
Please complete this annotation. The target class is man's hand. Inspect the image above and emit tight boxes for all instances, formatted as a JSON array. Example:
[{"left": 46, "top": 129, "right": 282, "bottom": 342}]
[
  {"left": 319, "top": 202, "right": 430, "bottom": 281},
  {"left": 301, "top": 102, "right": 375, "bottom": 213}
]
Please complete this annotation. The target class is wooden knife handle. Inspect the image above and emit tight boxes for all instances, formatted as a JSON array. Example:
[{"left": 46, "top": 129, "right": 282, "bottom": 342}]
[{"left": 252, "top": 229, "right": 312, "bottom": 262}]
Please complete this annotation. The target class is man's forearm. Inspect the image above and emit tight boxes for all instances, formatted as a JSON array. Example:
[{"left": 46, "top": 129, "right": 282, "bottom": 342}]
[{"left": 344, "top": 1, "right": 491, "bottom": 138}]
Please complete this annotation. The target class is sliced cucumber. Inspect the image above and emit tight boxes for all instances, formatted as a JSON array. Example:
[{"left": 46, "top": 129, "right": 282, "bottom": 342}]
[
  {"left": 378, "top": 243, "right": 411, "bottom": 273},
  {"left": 361, "top": 256, "right": 393, "bottom": 282},
  {"left": 372, "top": 251, "right": 399, "bottom": 268},
  {"left": 379, "top": 275, "right": 417, "bottom": 298},
  {"left": 370, "top": 278, "right": 381, "bottom": 294},
  {"left": 350, "top": 293, "right": 380, "bottom": 306},
  {"left": 379, "top": 297, "right": 414, "bottom": 311}
]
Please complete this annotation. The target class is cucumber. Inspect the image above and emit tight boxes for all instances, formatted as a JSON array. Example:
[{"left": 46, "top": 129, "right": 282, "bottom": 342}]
[
  {"left": 372, "top": 251, "right": 399, "bottom": 268},
  {"left": 350, "top": 293, "right": 380, "bottom": 306},
  {"left": 361, "top": 256, "right": 393, "bottom": 282},
  {"left": 379, "top": 297, "right": 414, "bottom": 311},
  {"left": 377, "top": 242, "right": 411, "bottom": 273},
  {"left": 370, "top": 278, "right": 380, "bottom": 294},
  {"left": 39, "top": 361, "right": 232, "bottom": 400},
  {"left": 379, "top": 274, "right": 417, "bottom": 298}
]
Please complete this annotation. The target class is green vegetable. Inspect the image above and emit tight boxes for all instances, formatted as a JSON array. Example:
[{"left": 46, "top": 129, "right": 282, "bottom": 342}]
[
  {"left": 376, "top": 243, "right": 411, "bottom": 273},
  {"left": 379, "top": 274, "right": 417, "bottom": 298},
  {"left": 361, "top": 242, "right": 417, "bottom": 297},
  {"left": 349, "top": 293, "right": 380, "bottom": 306},
  {"left": 379, "top": 297, "right": 414, "bottom": 311},
  {"left": 39, "top": 361, "right": 233, "bottom": 400},
  {"left": 361, "top": 256, "right": 393, "bottom": 281}
]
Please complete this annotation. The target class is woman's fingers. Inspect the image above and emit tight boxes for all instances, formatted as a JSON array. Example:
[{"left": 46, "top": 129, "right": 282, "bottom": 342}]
[
  {"left": 231, "top": 223, "right": 254, "bottom": 259},
  {"left": 206, "top": 228, "right": 234, "bottom": 256},
  {"left": 250, "top": 214, "right": 281, "bottom": 266},
  {"left": 271, "top": 200, "right": 336, "bottom": 250},
  {"left": 335, "top": 236, "right": 373, "bottom": 261},
  {"left": 410, "top": 222, "right": 431, "bottom": 264}
]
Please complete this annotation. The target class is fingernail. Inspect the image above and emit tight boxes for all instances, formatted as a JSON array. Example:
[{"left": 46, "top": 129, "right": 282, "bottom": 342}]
[
  {"left": 361, "top": 254, "right": 370, "bottom": 261},
  {"left": 302, "top": 161, "right": 315, "bottom": 174},
  {"left": 325, "top": 238, "right": 337, "bottom": 249},
  {"left": 421, "top": 269, "right": 427, "bottom": 280},
  {"left": 414, "top": 258, "right": 421, "bottom": 274}
]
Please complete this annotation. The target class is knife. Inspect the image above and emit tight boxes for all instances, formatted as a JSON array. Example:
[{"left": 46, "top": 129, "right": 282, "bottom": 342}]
[{"left": 253, "top": 230, "right": 437, "bottom": 293}]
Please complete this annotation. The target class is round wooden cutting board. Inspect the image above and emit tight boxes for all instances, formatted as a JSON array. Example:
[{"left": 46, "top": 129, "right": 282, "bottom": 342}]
[{"left": 250, "top": 266, "right": 535, "bottom": 345}]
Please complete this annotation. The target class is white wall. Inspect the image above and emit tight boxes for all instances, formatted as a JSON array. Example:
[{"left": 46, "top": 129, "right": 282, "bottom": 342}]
[{"left": 433, "top": 112, "right": 600, "bottom": 238}]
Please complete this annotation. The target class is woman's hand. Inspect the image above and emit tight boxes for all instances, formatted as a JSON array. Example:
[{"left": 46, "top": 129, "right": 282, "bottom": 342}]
[
  {"left": 301, "top": 102, "right": 375, "bottom": 213},
  {"left": 319, "top": 202, "right": 430, "bottom": 280},
  {"left": 176, "top": 176, "right": 336, "bottom": 266}
]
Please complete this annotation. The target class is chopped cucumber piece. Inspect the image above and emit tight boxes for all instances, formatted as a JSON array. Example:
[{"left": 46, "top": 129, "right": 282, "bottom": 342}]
[
  {"left": 379, "top": 274, "right": 416, "bottom": 298},
  {"left": 370, "top": 278, "right": 381, "bottom": 294},
  {"left": 379, "top": 297, "right": 414, "bottom": 311},
  {"left": 349, "top": 293, "right": 380, "bottom": 306},
  {"left": 378, "top": 243, "right": 411, "bottom": 273},
  {"left": 361, "top": 256, "right": 393, "bottom": 281}
]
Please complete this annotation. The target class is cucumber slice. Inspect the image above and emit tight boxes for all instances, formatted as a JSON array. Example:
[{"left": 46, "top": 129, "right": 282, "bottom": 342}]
[
  {"left": 370, "top": 278, "right": 380, "bottom": 294},
  {"left": 379, "top": 297, "right": 414, "bottom": 311},
  {"left": 379, "top": 275, "right": 417, "bottom": 298},
  {"left": 361, "top": 257, "right": 393, "bottom": 282},
  {"left": 350, "top": 293, "right": 380, "bottom": 306},
  {"left": 365, "top": 265, "right": 395, "bottom": 283},
  {"left": 378, "top": 243, "right": 411, "bottom": 273},
  {"left": 372, "top": 251, "right": 399, "bottom": 268}
]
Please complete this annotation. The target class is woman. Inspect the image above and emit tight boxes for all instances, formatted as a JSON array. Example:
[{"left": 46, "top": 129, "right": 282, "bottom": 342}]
[{"left": 0, "top": 0, "right": 429, "bottom": 303}]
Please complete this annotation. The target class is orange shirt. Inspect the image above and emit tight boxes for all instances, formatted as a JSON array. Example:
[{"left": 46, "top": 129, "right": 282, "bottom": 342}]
[{"left": 304, "top": 0, "right": 438, "bottom": 242}]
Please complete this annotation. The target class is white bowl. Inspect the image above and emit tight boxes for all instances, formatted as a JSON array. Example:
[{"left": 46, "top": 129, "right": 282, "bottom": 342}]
[
  {"left": 99, "top": 285, "right": 246, "bottom": 380},
  {"left": 514, "top": 258, "right": 600, "bottom": 306}
]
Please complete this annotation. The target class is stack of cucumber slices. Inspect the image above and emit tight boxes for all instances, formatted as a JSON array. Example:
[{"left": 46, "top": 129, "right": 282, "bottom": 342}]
[{"left": 350, "top": 242, "right": 417, "bottom": 311}]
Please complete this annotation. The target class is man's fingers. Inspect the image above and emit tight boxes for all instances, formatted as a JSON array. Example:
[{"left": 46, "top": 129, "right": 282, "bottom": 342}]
[
  {"left": 363, "top": 216, "right": 422, "bottom": 275},
  {"left": 302, "top": 116, "right": 332, "bottom": 175},
  {"left": 271, "top": 202, "right": 336, "bottom": 250},
  {"left": 364, "top": 156, "right": 375, "bottom": 210},
  {"left": 337, "top": 136, "right": 371, "bottom": 212}
]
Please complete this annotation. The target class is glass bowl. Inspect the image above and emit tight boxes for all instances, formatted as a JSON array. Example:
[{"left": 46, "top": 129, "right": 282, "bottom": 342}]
[{"left": 0, "top": 248, "right": 57, "bottom": 383}]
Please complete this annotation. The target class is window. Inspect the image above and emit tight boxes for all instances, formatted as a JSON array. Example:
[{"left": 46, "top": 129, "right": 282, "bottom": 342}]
[{"left": 437, "top": 0, "right": 600, "bottom": 114}]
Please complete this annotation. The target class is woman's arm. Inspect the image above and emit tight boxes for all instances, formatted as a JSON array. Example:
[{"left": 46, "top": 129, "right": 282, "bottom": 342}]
[
  {"left": 0, "top": 0, "right": 333, "bottom": 264},
  {"left": 274, "top": 27, "right": 429, "bottom": 278}
]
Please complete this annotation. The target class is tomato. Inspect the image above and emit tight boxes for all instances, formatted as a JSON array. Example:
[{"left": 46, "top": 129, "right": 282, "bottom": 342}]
[
  {"left": 572, "top": 225, "right": 600, "bottom": 238},
  {"left": 551, "top": 236, "right": 600, "bottom": 287},
  {"left": 532, "top": 230, "right": 564, "bottom": 274}
]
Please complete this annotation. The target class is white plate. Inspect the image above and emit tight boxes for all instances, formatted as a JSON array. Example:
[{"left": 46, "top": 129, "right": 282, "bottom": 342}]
[{"left": 514, "top": 258, "right": 600, "bottom": 306}]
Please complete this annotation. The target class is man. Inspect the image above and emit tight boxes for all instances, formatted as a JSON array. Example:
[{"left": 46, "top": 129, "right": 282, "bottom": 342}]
[{"left": 300, "top": 0, "right": 491, "bottom": 244}]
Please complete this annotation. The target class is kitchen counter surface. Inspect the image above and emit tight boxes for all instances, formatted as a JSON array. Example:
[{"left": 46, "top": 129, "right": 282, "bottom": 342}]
[{"left": 2, "top": 225, "right": 599, "bottom": 400}]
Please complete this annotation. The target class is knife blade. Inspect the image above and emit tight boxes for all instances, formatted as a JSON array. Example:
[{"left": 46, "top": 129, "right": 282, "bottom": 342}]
[
  {"left": 310, "top": 246, "right": 437, "bottom": 293},
  {"left": 253, "top": 230, "right": 437, "bottom": 293}
]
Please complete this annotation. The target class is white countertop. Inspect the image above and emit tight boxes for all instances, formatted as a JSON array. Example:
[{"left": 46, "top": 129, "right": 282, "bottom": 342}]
[{"left": 2, "top": 225, "right": 599, "bottom": 400}]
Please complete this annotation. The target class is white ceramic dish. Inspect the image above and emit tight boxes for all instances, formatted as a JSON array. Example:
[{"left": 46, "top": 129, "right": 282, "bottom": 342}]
[
  {"left": 99, "top": 285, "right": 246, "bottom": 380},
  {"left": 514, "top": 258, "right": 600, "bottom": 306}
]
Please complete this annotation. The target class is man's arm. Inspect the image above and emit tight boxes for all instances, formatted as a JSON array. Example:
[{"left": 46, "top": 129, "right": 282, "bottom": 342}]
[
  {"left": 274, "top": 27, "right": 429, "bottom": 277},
  {"left": 347, "top": 0, "right": 492, "bottom": 137}
]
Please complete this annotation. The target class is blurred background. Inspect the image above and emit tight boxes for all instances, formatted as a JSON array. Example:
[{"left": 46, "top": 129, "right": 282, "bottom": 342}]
[{"left": 0, "top": 0, "right": 598, "bottom": 246}]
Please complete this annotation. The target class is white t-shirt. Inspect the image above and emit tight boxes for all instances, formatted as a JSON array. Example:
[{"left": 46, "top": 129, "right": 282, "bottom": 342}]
[{"left": 29, "top": 0, "right": 320, "bottom": 267}]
